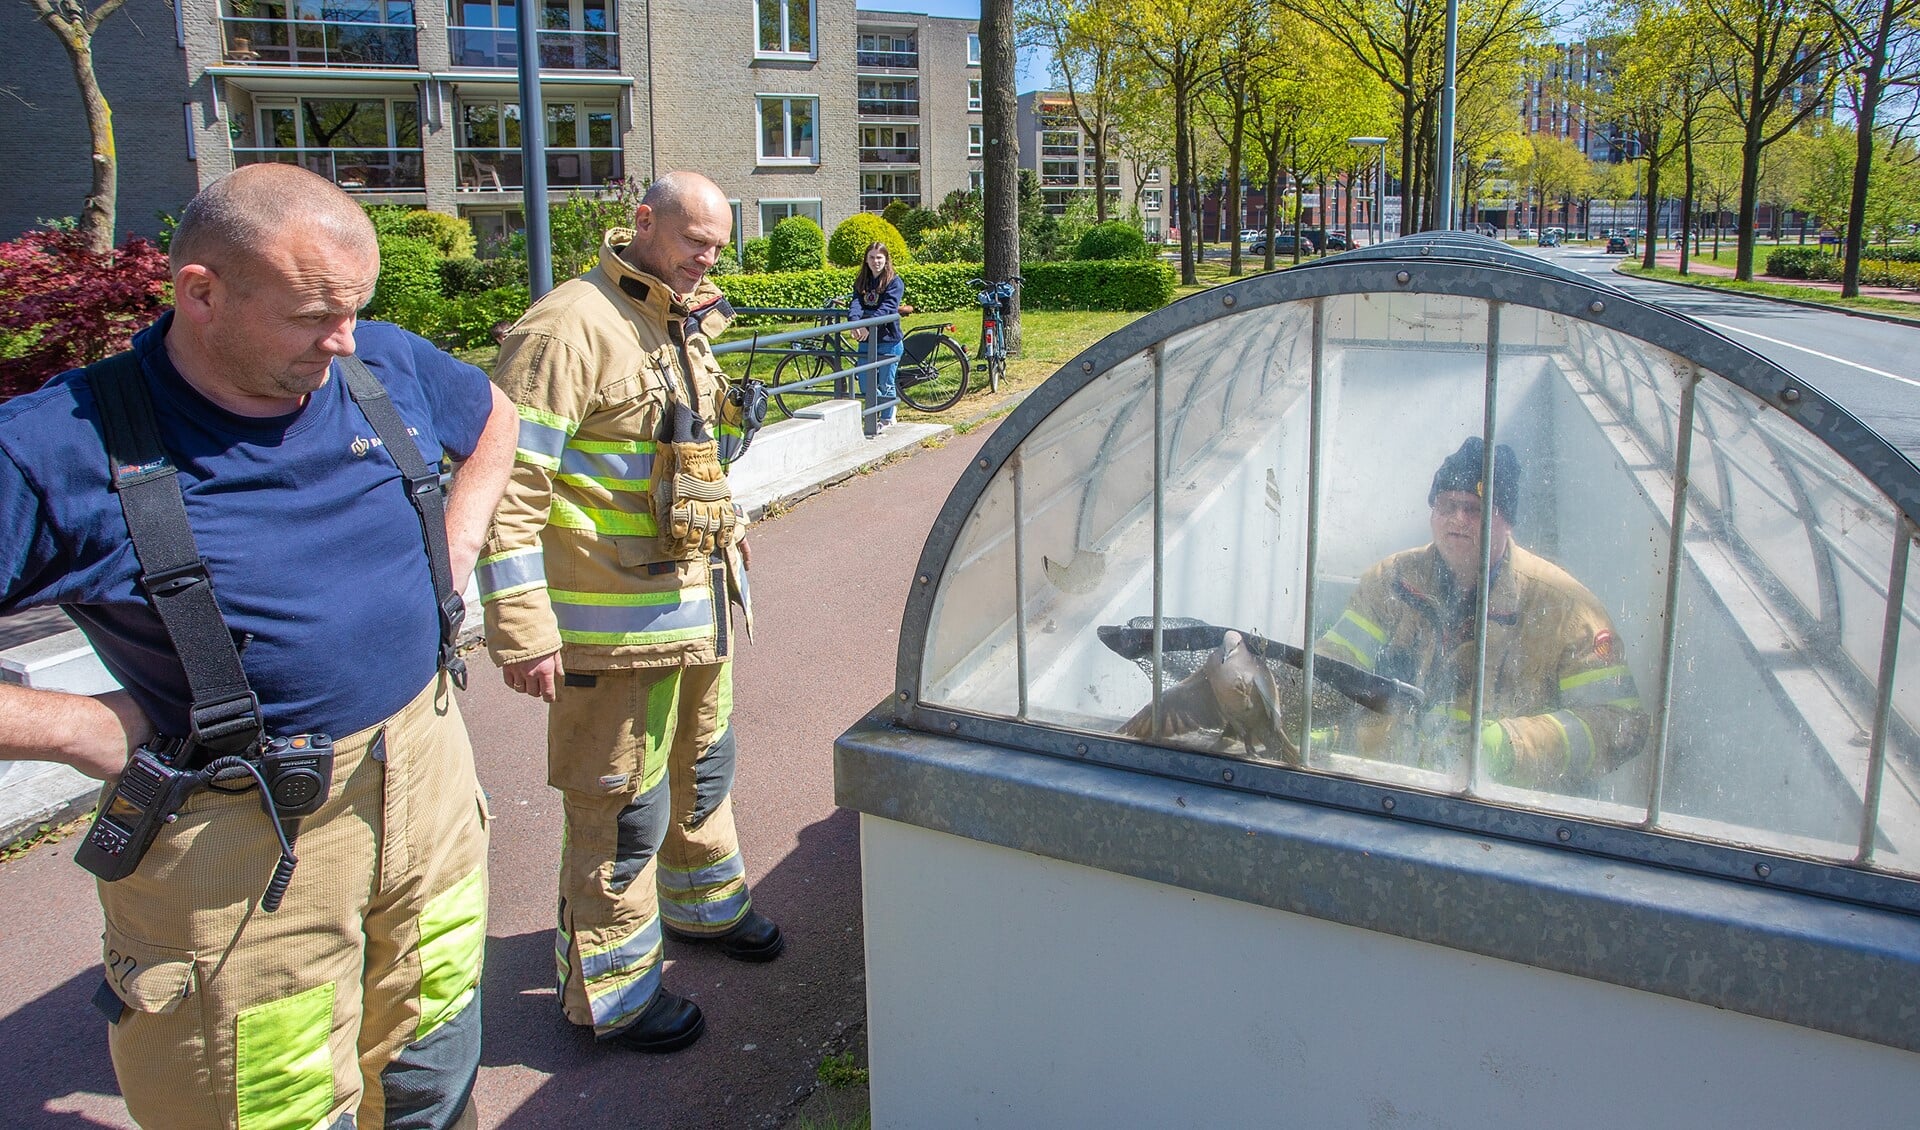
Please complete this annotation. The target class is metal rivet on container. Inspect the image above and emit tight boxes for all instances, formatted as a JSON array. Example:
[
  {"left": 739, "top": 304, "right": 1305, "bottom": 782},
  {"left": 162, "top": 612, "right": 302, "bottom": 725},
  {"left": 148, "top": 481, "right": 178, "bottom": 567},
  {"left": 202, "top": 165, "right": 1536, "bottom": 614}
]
[
  {"left": 1395, "top": 271, "right": 1411, "bottom": 285},
  {"left": 897, "top": 690, "right": 909, "bottom": 702},
  {"left": 1082, "top": 361, "right": 1094, "bottom": 372},
  {"left": 1589, "top": 300, "right": 1605, "bottom": 314},
  {"left": 977, "top": 458, "right": 990, "bottom": 470},
  {"left": 918, "top": 574, "right": 930, "bottom": 585},
  {"left": 1222, "top": 294, "right": 1236, "bottom": 307},
  {"left": 1381, "top": 796, "right": 1396, "bottom": 811},
  {"left": 948, "top": 720, "right": 960, "bottom": 732},
  {"left": 1222, "top": 769, "right": 1235, "bottom": 782},
  {"left": 1755, "top": 863, "right": 1772, "bottom": 879},
  {"left": 1556, "top": 827, "right": 1572, "bottom": 843},
  {"left": 1781, "top": 388, "right": 1801, "bottom": 403},
  {"left": 1075, "top": 743, "right": 1088, "bottom": 755}
]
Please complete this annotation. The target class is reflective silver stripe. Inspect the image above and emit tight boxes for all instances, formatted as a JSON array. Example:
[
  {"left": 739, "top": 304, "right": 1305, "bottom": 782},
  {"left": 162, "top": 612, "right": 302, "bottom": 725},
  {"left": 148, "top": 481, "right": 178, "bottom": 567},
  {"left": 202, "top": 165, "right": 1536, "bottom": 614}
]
[
  {"left": 517, "top": 417, "right": 570, "bottom": 465},
  {"left": 580, "top": 917, "right": 662, "bottom": 983},
  {"left": 658, "top": 853, "right": 745, "bottom": 891},
  {"left": 718, "top": 433, "right": 744, "bottom": 463},
  {"left": 588, "top": 963, "right": 661, "bottom": 1033},
  {"left": 660, "top": 885, "right": 751, "bottom": 929},
  {"left": 551, "top": 593, "right": 715, "bottom": 637},
  {"left": 561, "top": 446, "right": 654, "bottom": 484},
  {"left": 476, "top": 549, "right": 546, "bottom": 601},
  {"left": 1548, "top": 710, "right": 1598, "bottom": 777}
]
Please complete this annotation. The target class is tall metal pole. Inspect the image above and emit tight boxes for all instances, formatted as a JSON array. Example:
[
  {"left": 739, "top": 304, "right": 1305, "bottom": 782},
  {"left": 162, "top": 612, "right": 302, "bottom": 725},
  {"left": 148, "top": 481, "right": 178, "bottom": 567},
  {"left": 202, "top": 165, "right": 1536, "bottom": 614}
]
[
  {"left": 516, "top": 0, "right": 553, "bottom": 299},
  {"left": 1435, "top": 0, "right": 1458, "bottom": 230}
]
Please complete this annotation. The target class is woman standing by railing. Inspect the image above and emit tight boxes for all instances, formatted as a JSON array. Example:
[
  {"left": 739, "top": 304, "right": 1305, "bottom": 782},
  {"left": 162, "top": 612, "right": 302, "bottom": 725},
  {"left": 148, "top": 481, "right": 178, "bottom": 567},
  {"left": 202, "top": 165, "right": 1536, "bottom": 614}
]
[{"left": 848, "top": 241, "right": 905, "bottom": 430}]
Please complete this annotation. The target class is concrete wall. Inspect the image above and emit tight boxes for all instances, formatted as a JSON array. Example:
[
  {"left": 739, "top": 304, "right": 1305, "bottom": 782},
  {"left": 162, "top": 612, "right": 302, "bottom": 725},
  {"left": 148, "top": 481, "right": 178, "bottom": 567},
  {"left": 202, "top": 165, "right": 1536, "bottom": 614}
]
[
  {"left": 859, "top": 814, "right": 1920, "bottom": 1130},
  {"left": 1, "top": 0, "right": 198, "bottom": 240}
]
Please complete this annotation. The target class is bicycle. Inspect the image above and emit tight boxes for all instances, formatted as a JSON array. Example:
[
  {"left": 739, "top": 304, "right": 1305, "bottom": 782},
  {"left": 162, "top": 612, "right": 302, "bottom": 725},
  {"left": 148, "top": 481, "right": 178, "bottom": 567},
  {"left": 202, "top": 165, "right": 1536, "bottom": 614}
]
[
  {"left": 894, "top": 322, "right": 971, "bottom": 413},
  {"left": 770, "top": 295, "right": 855, "bottom": 420},
  {"left": 971, "top": 276, "right": 1021, "bottom": 395}
]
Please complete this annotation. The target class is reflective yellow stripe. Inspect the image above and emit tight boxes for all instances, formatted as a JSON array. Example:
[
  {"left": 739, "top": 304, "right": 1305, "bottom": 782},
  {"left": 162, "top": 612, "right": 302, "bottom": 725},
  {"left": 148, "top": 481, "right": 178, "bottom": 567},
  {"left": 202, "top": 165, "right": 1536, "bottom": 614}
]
[
  {"left": 643, "top": 671, "right": 679, "bottom": 792},
  {"left": 1341, "top": 610, "right": 1388, "bottom": 643},
  {"left": 549, "top": 496, "right": 659, "bottom": 537},
  {"left": 416, "top": 866, "right": 487, "bottom": 1040},
  {"left": 1561, "top": 664, "right": 1630, "bottom": 691},
  {"left": 235, "top": 982, "right": 336, "bottom": 1130}
]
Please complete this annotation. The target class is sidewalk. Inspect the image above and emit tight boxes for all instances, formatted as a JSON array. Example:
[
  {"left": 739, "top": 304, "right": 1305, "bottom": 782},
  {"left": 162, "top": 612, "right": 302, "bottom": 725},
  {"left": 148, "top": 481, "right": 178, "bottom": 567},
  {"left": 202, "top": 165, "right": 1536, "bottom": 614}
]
[{"left": 1643, "top": 248, "right": 1920, "bottom": 310}]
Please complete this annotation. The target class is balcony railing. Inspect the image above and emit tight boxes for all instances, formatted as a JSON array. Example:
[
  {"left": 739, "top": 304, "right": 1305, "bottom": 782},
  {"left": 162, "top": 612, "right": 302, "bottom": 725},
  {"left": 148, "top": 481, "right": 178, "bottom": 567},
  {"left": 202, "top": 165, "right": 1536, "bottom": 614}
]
[
  {"left": 454, "top": 147, "right": 622, "bottom": 190},
  {"left": 856, "top": 48, "right": 917, "bottom": 68},
  {"left": 859, "top": 146, "right": 920, "bottom": 164},
  {"left": 221, "top": 16, "right": 417, "bottom": 67},
  {"left": 448, "top": 26, "right": 617, "bottom": 70},
  {"left": 860, "top": 193, "right": 921, "bottom": 211},
  {"left": 857, "top": 97, "right": 919, "bottom": 116},
  {"left": 233, "top": 147, "right": 424, "bottom": 190},
  {"left": 1041, "top": 174, "right": 1080, "bottom": 187},
  {"left": 1040, "top": 145, "right": 1078, "bottom": 159}
]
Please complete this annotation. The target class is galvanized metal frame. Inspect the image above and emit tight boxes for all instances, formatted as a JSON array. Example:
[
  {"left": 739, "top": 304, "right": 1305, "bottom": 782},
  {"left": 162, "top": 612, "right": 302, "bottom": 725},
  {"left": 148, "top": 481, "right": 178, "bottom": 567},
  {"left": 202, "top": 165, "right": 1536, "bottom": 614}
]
[{"left": 890, "top": 241, "right": 1920, "bottom": 917}]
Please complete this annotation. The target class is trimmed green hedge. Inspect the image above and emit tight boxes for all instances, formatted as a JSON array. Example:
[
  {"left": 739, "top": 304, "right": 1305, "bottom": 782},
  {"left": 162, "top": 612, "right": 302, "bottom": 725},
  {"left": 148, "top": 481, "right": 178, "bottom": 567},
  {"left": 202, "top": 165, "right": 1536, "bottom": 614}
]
[
  {"left": 1766, "top": 248, "right": 1833, "bottom": 279},
  {"left": 1075, "top": 221, "right": 1151, "bottom": 261},
  {"left": 713, "top": 258, "right": 1172, "bottom": 318},
  {"left": 1765, "top": 246, "right": 1920, "bottom": 289}
]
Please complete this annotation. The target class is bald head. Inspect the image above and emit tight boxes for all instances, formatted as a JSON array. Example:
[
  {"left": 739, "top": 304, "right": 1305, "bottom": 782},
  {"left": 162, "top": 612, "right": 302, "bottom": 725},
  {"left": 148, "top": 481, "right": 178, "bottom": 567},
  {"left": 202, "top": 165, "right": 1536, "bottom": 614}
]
[
  {"left": 170, "top": 164, "right": 377, "bottom": 286},
  {"left": 641, "top": 171, "right": 728, "bottom": 223}
]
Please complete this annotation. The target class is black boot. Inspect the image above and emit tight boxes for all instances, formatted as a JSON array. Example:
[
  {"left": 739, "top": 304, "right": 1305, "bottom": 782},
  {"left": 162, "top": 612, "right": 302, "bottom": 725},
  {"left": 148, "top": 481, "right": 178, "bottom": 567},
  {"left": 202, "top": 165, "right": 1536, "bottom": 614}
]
[
  {"left": 664, "top": 910, "right": 785, "bottom": 963},
  {"left": 609, "top": 989, "right": 705, "bottom": 1053}
]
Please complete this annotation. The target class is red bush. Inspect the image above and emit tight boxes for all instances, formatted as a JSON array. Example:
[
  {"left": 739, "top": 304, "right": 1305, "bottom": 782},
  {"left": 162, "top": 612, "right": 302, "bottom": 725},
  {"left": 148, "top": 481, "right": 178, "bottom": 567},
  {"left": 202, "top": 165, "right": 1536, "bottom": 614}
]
[{"left": 0, "top": 230, "right": 171, "bottom": 398}]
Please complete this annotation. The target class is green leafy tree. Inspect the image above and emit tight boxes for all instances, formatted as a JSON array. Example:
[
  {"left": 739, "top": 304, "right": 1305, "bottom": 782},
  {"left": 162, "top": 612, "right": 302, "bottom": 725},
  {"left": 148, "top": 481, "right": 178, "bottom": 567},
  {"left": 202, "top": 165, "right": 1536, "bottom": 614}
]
[
  {"left": 1816, "top": 0, "right": 1920, "bottom": 292},
  {"left": 768, "top": 215, "right": 827, "bottom": 272},
  {"left": 1019, "top": 0, "right": 1128, "bottom": 220}
]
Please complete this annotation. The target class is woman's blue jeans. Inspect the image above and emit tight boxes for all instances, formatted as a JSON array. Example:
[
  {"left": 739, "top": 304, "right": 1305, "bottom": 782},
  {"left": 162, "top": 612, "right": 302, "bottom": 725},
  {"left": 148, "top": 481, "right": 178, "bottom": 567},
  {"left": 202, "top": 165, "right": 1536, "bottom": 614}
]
[{"left": 860, "top": 337, "right": 904, "bottom": 425}]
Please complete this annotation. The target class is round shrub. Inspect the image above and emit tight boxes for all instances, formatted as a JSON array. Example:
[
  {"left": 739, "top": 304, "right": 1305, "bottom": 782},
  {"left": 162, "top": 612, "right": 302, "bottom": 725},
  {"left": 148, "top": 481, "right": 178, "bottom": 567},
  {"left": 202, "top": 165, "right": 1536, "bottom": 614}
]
[
  {"left": 1075, "top": 220, "right": 1150, "bottom": 261},
  {"left": 914, "top": 223, "right": 983, "bottom": 264},
  {"left": 741, "top": 236, "right": 771, "bottom": 274},
  {"left": 367, "top": 206, "right": 475, "bottom": 260},
  {"left": 827, "top": 213, "right": 910, "bottom": 268},
  {"left": 370, "top": 233, "right": 444, "bottom": 319},
  {"left": 767, "top": 216, "right": 826, "bottom": 273}
]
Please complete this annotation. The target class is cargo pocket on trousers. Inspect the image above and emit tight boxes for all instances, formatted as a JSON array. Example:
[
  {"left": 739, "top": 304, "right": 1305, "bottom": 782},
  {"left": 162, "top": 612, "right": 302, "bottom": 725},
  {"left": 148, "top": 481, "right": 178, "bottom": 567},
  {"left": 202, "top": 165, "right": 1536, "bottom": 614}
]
[{"left": 99, "top": 921, "right": 196, "bottom": 1022}]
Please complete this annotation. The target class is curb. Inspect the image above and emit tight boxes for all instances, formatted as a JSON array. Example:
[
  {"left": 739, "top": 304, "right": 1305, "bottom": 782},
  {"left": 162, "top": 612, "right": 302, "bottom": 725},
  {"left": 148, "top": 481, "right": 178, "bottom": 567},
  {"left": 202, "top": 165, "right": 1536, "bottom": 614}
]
[{"left": 1613, "top": 264, "right": 1920, "bottom": 329}]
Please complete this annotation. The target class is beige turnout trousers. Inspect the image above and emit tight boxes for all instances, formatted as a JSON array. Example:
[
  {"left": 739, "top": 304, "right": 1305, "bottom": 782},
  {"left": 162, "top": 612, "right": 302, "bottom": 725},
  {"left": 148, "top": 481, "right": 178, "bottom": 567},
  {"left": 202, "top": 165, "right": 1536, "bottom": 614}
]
[{"left": 96, "top": 674, "right": 489, "bottom": 1130}]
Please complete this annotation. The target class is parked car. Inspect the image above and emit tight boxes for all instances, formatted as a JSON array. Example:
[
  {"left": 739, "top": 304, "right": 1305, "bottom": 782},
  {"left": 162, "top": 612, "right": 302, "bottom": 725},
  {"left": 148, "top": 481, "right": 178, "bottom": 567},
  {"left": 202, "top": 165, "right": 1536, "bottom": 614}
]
[
  {"left": 1517, "top": 227, "right": 1538, "bottom": 240},
  {"left": 1606, "top": 234, "right": 1631, "bottom": 254},
  {"left": 1537, "top": 230, "right": 1562, "bottom": 247},
  {"left": 1249, "top": 232, "right": 1318, "bottom": 256},
  {"left": 1240, "top": 229, "right": 1265, "bottom": 246}
]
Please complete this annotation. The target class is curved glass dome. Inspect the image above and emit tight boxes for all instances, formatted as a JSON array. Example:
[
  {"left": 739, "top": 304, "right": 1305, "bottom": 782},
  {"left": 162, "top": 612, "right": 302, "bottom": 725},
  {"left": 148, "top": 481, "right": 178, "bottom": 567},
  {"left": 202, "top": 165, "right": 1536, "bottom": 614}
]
[{"left": 896, "top": 234, "right": 1920, "bottom": 914}]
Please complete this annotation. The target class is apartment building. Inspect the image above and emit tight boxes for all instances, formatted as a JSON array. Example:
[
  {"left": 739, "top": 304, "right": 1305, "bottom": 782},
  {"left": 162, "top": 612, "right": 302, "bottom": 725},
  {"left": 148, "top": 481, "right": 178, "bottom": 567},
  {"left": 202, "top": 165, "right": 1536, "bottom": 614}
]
[
  {"left": 1, "top": 0, "right": 980, "bottom": 250},
  {"left": 1014, "top": 91, "right": 1164, "bottom": 238}
]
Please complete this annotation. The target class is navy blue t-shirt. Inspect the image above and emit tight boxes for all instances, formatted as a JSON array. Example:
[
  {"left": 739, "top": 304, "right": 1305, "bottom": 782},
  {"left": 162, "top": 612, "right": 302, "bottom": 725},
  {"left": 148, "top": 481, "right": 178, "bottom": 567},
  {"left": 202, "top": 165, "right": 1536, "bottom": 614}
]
[{"left": 0, "top": 315, "right": 493, "bottom": 740}]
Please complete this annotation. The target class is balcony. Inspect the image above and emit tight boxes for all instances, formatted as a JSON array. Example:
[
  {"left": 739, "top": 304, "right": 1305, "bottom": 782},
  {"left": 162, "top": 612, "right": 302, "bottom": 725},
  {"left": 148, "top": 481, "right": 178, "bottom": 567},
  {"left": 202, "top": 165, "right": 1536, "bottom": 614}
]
[
  {"left": 1041, "top": 174, "right": 1080, "bottom": 187},
  {"left": 233, "top": 147, "right": 424, "bottom": 190},
  {"left": 857, "top": 97, "right": 919, "bottom": 117},
  {"left": 454, "top": 147, "right": 623, "bottom": 190},
  {"left": 448, "top": 26, "right": 618, "bottom": 70},
  {"left": 859, "top": 146, "right": 920, "bottom": 164},
  {"left": 221, "top": 16, "right": 417, "bottom": 67},
  {"left": 856, "top": 48, "right": 917, "bottom": 68},
  {"left": 1039, "top": 145, "right": 1078, "bottom": 159},
  {"left": 860, "top": 193, "right": 920, "bottom": 211}
]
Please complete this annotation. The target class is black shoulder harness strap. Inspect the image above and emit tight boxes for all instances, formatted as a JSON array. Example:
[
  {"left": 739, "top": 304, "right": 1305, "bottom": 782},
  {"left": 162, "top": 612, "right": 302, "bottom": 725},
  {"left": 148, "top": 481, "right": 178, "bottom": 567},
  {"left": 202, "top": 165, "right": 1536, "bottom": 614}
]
[
  {"left": 85, "top": 351, "right": 467, "bottom": 752},
  {"left": 337, "top": 356, "right": 467, "bottom": 688}
]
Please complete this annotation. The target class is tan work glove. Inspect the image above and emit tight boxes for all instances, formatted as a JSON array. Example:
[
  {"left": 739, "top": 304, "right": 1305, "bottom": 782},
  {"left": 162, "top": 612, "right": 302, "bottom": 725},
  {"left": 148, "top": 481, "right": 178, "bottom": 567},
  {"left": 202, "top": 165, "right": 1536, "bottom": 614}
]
[{"left": 654, "top": 401, "right": 736, "bottom": 557}]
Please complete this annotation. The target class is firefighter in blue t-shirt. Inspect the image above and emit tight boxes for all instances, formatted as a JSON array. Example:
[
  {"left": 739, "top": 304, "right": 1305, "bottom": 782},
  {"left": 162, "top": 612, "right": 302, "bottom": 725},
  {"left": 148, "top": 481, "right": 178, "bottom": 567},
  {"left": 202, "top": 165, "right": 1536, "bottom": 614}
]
[{"left": 0, "top": 165, "right": 516, "bottom": 1129}]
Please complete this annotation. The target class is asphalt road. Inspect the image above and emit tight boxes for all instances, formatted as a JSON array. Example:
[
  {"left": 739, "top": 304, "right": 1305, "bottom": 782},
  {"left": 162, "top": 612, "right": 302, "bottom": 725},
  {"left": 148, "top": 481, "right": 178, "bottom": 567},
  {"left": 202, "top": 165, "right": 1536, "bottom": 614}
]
[
  {"left": 0, "top": 421, "right": 998, "bottom": 1130},
  {"left": 1544, "top": 244, "right": 1920, "bottom": 458}
]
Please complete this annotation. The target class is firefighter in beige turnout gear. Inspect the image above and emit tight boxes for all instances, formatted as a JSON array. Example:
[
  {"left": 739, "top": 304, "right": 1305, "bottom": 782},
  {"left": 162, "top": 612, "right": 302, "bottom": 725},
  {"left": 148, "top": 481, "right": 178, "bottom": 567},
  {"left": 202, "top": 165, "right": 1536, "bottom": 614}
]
[
  {"left": 1316, "top": 438, "right": 1650, "bottom": 791},
  {"left": 480, "top": 172, "right": 780, "bottom": 1054}
]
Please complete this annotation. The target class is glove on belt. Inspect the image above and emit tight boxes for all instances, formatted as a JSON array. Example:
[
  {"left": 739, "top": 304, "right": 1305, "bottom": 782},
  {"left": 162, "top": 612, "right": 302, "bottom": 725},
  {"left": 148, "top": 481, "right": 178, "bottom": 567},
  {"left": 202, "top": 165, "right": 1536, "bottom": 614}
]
[{"left": 656, "top": 400, "right": 736, "bottom": 557}]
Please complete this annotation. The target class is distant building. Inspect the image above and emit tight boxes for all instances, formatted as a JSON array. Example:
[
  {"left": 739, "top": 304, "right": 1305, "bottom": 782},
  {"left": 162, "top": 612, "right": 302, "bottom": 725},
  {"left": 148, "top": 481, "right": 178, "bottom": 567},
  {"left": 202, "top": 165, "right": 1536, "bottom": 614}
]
[
  {"left": 1014, "top": 90, "right": 1166, "bottom": 239},
  {"left": 1, "top": 0, "right": 982, "bottom": 250}
]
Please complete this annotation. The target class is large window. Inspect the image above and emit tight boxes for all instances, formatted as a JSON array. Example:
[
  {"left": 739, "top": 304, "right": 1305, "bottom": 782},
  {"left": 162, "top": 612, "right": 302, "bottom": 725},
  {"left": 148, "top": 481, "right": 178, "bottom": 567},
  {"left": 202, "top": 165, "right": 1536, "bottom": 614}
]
[
  {"left": 967, "top": 79, "right": 982, "bottom": 112},
  {"left": 238, "top": 95, "right": 423, "bottom": 189},
  {"left": 858, "top": 31, "right": 914, "bottom": 68},
  {"left": 449, "top": 0, "right": 615, "bottom": 68},
  {"left": 757, "top": 95, "right": 818, "bottom": 164},
  {"left": 858, "top": 78, "right": 917, "bottom": 117},
  {"left": 860, "top": 125, "right": 918, "bottom": 164},
  {"left": 860, "top": 170, "right": 919, "bottom": 211},
  {"left": 456, "top": 96, "right": 620, "bottom": 189},
  {"left": 220, "top": 0, "right": 418, "bottom": 67},
  {"left": 760, "top": 199, "right": 823, "bottom": 234},
  {"left": 966, "top": 32, "right": 980, "bottom": 65},
  {"left": 756, "top": 0, "right": 812, "bottom": 57}
]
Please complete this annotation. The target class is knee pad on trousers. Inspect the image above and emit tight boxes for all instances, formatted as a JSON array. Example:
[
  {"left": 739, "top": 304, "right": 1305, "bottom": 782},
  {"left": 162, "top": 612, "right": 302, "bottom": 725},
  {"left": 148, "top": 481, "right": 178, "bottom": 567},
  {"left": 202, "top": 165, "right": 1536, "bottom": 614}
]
[
  {"left": 687, "top": 728, "right": 738, "bottom": 830},
  {"left": 609, "top": 781, "right": 670, "bottom": 894},
  {"left": 379, "top": 991, "right": 482, "bottom": 1130}
]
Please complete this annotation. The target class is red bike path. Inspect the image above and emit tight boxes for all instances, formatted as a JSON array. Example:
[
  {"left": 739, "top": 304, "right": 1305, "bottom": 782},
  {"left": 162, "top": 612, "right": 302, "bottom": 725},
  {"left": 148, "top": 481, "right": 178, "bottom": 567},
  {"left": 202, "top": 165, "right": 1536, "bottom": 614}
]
[{"left": 0, "top": 420, "right": 999, "bottom": 1130}]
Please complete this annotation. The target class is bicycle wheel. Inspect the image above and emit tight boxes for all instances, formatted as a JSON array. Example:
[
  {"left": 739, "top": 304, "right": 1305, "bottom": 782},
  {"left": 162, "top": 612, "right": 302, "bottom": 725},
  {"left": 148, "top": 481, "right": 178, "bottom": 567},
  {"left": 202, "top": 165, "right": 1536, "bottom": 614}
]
[
  {"left": 771, "top": 347, "right": 838, "bottom": 420},
  {"left": 987, "top": 351, "right": 1004, "bottom": 394},
  {"left": 896, "top": 333, "right": 970, "bottom": 413}
]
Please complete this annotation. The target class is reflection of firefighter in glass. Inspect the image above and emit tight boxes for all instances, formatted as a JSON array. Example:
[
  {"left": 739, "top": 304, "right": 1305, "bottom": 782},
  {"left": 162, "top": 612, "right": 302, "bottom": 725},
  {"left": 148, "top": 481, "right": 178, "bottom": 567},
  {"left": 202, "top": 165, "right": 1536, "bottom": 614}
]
[{"left": 1315, "top": 438, "right": 1650, "bottom": 791}]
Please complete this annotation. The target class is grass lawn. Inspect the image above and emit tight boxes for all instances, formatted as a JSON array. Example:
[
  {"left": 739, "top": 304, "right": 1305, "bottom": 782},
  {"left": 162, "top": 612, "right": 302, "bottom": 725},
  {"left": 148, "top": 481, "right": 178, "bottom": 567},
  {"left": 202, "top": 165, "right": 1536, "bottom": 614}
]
[{"left": 1617, "top": 261, "right": 1920, "bottom": 321}]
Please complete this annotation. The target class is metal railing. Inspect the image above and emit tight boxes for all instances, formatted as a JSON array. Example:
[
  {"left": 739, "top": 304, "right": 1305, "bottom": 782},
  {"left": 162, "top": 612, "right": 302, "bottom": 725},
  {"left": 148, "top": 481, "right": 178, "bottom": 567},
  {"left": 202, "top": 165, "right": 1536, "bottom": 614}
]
[
  {"left": 857, "top": 97, "right": 919, "bottom": 116},
  {"left": 860, "top": 193, "right": 920, "bottom": 211},
  {"left": 859, "top": 146, "right": 921, "bottom": 164},
  {"left": 453, "top": 147, "right": 622, "bottom": 190},
  {"left": 448, "top": 25, "right": 618, "bottom": 69},
  {"left": 856, "top": 48, "right": 917, "bottom": 67},
  {"left": 221, "top": 16, "right": 417, "bottom": 67},
  {"left": 712, "top": 305, "right": 902, "bottom": 438},
  {"left": 232, "top": 146, "right": 424, "bottom": 190}
]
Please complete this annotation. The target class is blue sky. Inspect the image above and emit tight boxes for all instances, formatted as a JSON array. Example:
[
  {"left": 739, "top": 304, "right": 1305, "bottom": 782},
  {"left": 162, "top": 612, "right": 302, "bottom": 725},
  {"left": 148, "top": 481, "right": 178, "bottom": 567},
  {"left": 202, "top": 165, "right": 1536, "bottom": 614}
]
[{"left": 855, "top": 0, "right": 1056, "bottom": 90}]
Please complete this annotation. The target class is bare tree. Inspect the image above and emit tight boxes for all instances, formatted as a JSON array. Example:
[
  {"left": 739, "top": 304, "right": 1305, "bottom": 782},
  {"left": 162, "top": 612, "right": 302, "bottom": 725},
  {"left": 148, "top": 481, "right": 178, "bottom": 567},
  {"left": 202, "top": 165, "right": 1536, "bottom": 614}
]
[
  {"left": 28, "top": 0, "right": 134, "bottom": 251},
  {"left": 982, "top": 0, "right": 1023, "bottom": 353}
]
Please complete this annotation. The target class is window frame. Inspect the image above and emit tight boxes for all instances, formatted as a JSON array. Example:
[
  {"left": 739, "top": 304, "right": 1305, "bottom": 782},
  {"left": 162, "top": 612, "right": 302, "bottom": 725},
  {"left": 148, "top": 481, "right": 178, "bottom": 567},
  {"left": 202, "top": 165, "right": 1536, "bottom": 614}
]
[
  {"left": 967, "top": 32, "right": 980, "bottom": 65},
  {"left": 968, "top": 123, "right": 983, "bottom": 157},
  {"left": 754, "top": 0, "right": 815, "bottom": 59},
  {"left": 755, "top": 93, "right": 819, "bottom": 166},
  {"left": 967, "top": 78, "right": 982, "bottom": 112}
]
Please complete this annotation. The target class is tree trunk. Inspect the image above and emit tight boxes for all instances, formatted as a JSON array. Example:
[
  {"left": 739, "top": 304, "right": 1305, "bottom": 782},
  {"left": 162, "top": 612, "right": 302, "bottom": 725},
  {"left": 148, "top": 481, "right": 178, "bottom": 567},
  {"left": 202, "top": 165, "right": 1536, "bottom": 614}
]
[
  {"left": 34, "top": 0, "right": 129, "bottom": 253},
  {"left": 1641, "top": 124, "right": 1662, "bottom": 270},
  {"left": 1173, "top": 67, "right": 1197, "bottom": 285},
  {"left": 1225, "top": 113, "right": 1245, "bottom": 276},
  {"left": 981, "top": 0, "right": 1021, "bottom": 352},
  {"left": 1843, "top": 0, "right": 1894, "bottom": 297}
]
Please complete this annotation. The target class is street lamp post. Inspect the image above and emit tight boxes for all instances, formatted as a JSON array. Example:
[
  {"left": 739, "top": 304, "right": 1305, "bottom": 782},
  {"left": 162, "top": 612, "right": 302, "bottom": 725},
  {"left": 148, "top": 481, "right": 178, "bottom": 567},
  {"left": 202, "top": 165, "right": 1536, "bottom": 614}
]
[{"left": 1349, "top": 137, "right": 1387, "bottom": 246}]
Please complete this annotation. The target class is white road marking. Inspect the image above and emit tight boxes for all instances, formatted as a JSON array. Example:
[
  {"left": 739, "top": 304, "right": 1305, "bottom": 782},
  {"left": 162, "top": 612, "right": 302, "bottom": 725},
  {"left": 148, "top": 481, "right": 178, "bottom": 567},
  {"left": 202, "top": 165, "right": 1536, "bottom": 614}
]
[{"left": 1694, "top": 320, "right": 1920, "bottom": 387}]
